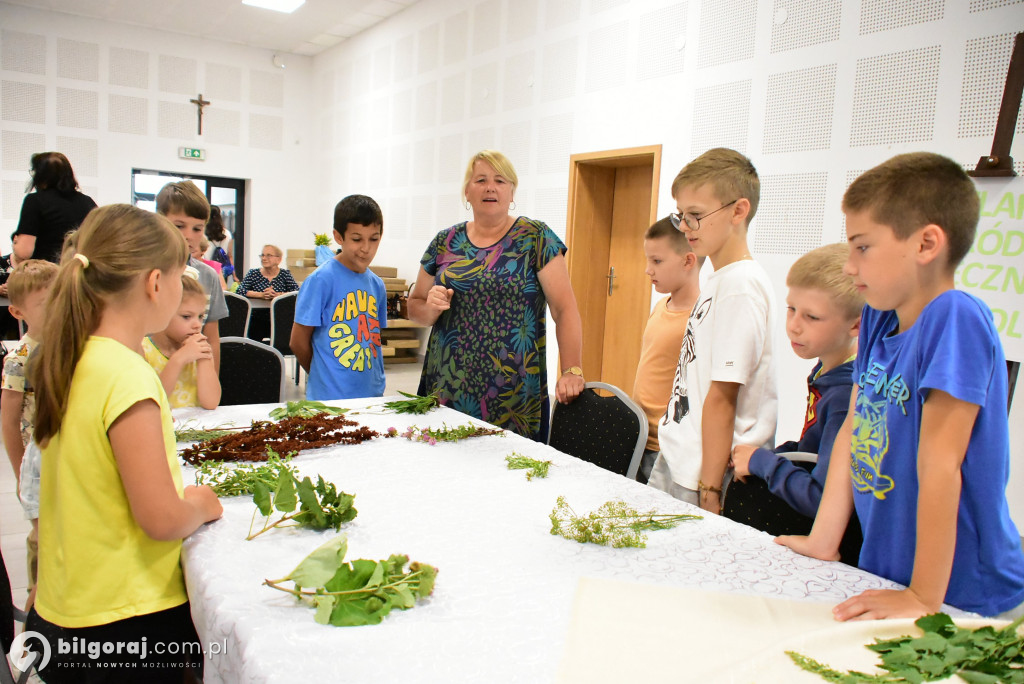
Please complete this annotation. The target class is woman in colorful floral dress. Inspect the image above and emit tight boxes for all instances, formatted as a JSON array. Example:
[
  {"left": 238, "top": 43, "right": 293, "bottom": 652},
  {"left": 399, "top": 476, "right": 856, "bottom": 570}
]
[{"left": 408, "top": 150, "right": 584, "bottom": 441}]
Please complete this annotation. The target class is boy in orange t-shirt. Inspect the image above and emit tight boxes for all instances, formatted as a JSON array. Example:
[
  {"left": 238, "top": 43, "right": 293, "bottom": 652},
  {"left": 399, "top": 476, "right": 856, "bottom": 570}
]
[{"left": 631, "top": 216, "right": 702, "bottom": 483}]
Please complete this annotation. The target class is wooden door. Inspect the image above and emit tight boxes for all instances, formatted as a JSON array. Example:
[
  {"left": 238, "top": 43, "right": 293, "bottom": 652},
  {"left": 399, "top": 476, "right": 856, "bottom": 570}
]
[{"left": 564, "top": 146, "right": 661, "bottom": 394}]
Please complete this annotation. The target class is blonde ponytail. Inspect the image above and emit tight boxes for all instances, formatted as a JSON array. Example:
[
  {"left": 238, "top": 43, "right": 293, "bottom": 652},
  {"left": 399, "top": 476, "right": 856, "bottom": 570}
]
[{"left": 28, "top": 204, "right": 189, "bottom": 444}]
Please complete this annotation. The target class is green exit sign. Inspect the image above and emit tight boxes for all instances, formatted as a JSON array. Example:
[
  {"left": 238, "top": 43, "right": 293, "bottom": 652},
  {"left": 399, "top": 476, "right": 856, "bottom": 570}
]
[{"left": 178, "top": 147, "right": 206, "bottom": 160}]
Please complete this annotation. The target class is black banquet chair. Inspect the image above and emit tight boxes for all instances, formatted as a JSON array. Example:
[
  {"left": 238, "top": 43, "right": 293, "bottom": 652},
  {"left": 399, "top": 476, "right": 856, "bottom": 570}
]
[
  {"left": 218, "top": 337, "right": 286, "bottom": 405},
  {"left": 269, "top": 291, "right": 300, "bottom": 384},
  {"left": 548, "top": 381, "right": 648, "bottom": 479},
  {"left": 221, "top": 291, "right": 251, "bottom": 338}
]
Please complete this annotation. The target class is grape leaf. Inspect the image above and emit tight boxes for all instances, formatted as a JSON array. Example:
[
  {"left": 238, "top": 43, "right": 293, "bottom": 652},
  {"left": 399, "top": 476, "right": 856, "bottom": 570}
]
[
  {"left": 285, "top": 535, "right": 348, "bottom": 588},
  {"left": 295, "top": 476, "right": 326, "bottom": 528},
  {"left": 313, "top": 595, "right": 335, "bottom": 625},
  {"left": 273, "top": 468, "right": 297, "bottom": 513},
  {"left": 253, "top": 481, "right": 272, "bottom": 517},
  {"left": 265, "top": 535, "right": 437, "bottom": 628}
]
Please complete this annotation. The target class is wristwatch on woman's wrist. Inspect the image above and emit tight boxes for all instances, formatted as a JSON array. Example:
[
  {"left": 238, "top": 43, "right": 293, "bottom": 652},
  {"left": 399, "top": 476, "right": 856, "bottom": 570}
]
[{"left": 561, "top": 366, "right": 583, "bottom": 377}]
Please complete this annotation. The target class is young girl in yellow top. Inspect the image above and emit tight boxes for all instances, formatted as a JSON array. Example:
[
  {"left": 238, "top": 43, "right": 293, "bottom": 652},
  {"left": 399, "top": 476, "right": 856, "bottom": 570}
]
[
  {"left": 142, "top": 269, "right": 221, "bottom": 409},
  {"left": 25, "top": 204, "right": 223, "bottom": 682}
]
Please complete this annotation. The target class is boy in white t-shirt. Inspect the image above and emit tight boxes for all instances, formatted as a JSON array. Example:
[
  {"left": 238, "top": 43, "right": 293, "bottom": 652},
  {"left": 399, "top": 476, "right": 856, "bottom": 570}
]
[{"left": 648, "top": 148, "right": 778, "bottom": 513}]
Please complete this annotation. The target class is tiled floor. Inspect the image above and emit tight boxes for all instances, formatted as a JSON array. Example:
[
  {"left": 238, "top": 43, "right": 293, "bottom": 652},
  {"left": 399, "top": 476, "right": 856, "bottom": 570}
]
[{"left": 0, "top": 360, "right": 424, "bottom": 606}]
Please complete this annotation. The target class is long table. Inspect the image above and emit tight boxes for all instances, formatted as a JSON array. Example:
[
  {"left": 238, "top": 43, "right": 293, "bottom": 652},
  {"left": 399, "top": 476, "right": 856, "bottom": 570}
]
[{"left": 174, "top": 399, "right": 937, "bottom": 683}]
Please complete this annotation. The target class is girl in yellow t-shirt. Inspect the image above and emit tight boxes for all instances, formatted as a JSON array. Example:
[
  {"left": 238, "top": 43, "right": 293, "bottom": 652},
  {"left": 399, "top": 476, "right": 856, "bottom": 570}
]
[
  {"left": 142, "top": 269, "right": 221, "bottom": 409},
  {"left": 25, "top": 204, "right": 223, "bottom": 683}
]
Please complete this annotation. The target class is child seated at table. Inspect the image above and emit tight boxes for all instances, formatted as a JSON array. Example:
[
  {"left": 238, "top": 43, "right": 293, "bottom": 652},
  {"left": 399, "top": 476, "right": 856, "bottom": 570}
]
[
  {"left": 25, "top": 204, "right": 223, "bottom": 678},
  {"left": 291, "top": 195, "right": 387, "bottom": 400},
  {"left": 1, "top": 258, "right": 58, "bottom": 610},
  {"left": 779, "top": 152, "right": 1024, "bottom": 620},
  {"left": 724, "top": 244, "right": 862, "bottom": 564},
  {"left": 143, "top": 267, "right": 221, "bottom": 409},
  {"left": 631, "top": 216, "right": 702, "bottom": 484}
]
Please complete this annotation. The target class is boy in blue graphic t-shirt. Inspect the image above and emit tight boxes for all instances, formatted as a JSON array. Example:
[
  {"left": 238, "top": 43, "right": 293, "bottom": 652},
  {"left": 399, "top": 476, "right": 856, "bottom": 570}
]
[
  {"left": 291, "top": 195, "right": 387, "bottom": 400},
  {"left": 779, "top": 152, "right": 1024, "bottom": 620}
]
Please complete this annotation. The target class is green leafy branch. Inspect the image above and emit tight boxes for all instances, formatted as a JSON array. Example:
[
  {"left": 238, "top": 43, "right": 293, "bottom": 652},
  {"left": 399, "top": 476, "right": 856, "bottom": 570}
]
[
  {"left": 247, "top": 469, "right": 357, "bottom": 540},
  {"left": 381, "top": 391, "right": 441, "bottom": 414},
  {"left": 505, "top": 453, "right": 551, "bottom": 480},
  {"left": 194, "top": 447, "right": 297, "bottom": 497},
  {"left": 313, "top": 233, "right": 331, "bottom": 246},
  {"left": 269, "top": 400, "right": 349, "bottom": 420},
  {"left": 549, "top": 496, "right": 702, "bottom": 548},
  {"left": 264, "top": 535, "right": 437, "bottom": 627},
  {"left": 788, "top": 612, "right": 1024, "bottom": 683}
]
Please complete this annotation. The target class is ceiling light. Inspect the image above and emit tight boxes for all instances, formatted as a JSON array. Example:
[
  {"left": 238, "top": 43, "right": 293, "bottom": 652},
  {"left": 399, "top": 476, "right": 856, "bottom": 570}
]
[{"left": 242, "top": 0, "right": 305, "bottom": 14}]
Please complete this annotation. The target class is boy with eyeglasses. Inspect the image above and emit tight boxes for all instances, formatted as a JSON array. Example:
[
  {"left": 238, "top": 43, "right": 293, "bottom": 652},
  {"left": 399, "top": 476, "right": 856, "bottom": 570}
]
[{"left": 648, "top": 148, "right": 778, "bottom": 514}]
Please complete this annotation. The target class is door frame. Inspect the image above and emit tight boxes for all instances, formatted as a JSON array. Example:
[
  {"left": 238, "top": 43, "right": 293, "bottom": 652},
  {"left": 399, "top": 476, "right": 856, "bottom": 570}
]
[
  {"left": 564, "top": 144, "right": 662, "bottom": 387},
  {"left": 131, "top": 168, "right": 248, "bottom": 273}
]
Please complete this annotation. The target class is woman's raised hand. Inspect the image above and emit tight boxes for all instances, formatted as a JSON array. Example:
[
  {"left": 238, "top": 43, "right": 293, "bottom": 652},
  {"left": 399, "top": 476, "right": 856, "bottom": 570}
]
[{"left": 426, "top": 285, "right": 454, "bottom": 314}]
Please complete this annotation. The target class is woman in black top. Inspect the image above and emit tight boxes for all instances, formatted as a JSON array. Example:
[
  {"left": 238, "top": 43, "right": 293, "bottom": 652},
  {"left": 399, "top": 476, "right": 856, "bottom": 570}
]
[{"left": 14, "top": 152, "right": 97, "bottom": 263}]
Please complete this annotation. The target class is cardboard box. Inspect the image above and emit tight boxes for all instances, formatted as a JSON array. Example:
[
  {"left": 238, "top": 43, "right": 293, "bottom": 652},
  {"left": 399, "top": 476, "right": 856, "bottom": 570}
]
[
  {"left": 287, "top": 249, "right": 316, "bottom": 259},
  {"left": 370, "top": 265, "right": 398, "bottom": 278},
  {"left": 289, "top": 266, "right": 316, "bottom": 282}
]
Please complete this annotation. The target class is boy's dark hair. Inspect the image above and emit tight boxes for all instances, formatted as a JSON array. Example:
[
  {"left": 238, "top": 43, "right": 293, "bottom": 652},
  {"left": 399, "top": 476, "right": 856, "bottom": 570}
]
[
  {"left": 842, "top": 152, "right": 978, "bottom": 269},
  {"left": 333, "top": 195, "right": 383, "bottom": 238},
  {"left": 155, "top": 180, "right": 210, "bottom": 222},
  {"left": 671, "top": 148, "right": 760, "bottom": 226},
  {"left": 28, "top": 152, "right": 80, "bottom": 193},
  {"left": 644, "top": 216, "right": 705, "bottom": 267}
]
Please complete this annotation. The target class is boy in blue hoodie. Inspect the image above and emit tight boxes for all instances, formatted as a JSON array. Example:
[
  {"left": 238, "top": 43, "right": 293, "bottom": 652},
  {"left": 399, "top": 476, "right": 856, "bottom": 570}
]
[{"left": 725, "top": 244, "right": 863, "bottom": 561}]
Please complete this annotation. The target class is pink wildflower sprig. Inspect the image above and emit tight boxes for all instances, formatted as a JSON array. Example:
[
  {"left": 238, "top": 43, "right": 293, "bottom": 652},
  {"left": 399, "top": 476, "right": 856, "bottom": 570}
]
[{"left": 397, "top": 423, "right": 504, "bottom": 445}]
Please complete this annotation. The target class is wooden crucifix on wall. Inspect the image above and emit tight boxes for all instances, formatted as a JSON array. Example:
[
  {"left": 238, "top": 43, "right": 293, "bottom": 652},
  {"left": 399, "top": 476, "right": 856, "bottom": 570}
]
[
  {"left": 190, "top": 93, "right": 211, "bottom": 135},
  {"left": 970, "top": 32, "right": 1023, "bottom": 177}
]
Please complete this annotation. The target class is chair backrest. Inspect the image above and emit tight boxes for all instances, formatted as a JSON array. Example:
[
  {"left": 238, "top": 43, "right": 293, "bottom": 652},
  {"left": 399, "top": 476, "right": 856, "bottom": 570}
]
[
  {"left": 269, "top": 291, "right": 297, "bottom": 357},
  {"left": 221, "top": 291, "right": 251, "bottom": 338},
  {"left": 547, "top": 381, "right": 649, "bottom": 479},
  {"left": 218, "top": 336, "right": 286, "bottom": 405}
]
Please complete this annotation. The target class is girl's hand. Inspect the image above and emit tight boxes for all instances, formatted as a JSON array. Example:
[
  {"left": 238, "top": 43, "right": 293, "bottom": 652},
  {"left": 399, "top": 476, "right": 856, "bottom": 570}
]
[
  {"left": 426, "top": 285, "right": 453, "bottom": 315},
  {"left": 175, "top": 333, "right": 213, "bottom": 364},
  {"left": 184, "top": 485, "right": 223, "bottom": 523}
]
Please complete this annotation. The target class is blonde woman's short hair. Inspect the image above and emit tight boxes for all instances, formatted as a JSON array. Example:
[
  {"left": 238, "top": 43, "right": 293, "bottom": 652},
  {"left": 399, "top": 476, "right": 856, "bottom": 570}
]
[
  {"left": 262, "top": 244, "right": 282, "bottom": 258},
  {"left": 787, "top": 243, "right": 864, "bottom": 320},
  {"left": 462, "top": 150, "right": 518, "bottom": 202}
]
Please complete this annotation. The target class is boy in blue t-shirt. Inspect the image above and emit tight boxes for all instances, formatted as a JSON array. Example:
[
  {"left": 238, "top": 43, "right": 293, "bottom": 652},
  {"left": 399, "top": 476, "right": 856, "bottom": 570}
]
[
  {"left": 291, "top": 195, "right": 387, "bottom": 400},
  {"left": 780, "top": 152, "right": 1024, "bottom": 620}
]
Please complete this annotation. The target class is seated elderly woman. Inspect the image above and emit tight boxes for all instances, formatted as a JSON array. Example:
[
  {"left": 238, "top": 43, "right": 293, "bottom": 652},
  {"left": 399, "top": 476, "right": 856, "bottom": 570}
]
[{"left": 236, "top": 244, "right": 299, "bottom": 300}]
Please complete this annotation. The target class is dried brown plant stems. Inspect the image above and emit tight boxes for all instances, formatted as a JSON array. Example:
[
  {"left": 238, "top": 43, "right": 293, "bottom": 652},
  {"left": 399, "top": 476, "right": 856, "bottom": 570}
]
[{"left": 181, "top": 414, "right": 379, "bottom": 465}]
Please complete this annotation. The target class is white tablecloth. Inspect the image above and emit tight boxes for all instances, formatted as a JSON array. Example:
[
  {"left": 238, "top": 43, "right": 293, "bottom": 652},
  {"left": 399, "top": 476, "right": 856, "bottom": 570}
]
[{"left": 176, "top": 398, "right": 909, "bottom": 683}]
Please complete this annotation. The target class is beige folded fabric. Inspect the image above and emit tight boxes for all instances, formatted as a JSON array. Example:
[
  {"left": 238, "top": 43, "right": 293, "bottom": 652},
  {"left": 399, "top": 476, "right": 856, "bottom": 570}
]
[{"left": 558, "top": 577, "right": 1007, "bottom": 683}]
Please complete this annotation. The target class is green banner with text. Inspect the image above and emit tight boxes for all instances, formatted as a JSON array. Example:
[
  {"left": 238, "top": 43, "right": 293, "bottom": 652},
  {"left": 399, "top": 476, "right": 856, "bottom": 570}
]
[{"left": 957, "top": 178, "right": 1024, "bottom": 361}]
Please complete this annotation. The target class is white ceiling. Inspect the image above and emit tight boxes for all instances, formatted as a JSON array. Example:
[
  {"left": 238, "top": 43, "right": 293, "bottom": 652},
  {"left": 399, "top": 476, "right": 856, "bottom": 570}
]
[{"left": 5, "top": 0, "right": 421, "bottom": 56}]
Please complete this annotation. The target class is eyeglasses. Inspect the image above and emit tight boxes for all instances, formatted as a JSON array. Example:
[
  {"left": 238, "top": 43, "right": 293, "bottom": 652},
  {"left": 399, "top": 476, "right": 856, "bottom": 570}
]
[
  {"left": 670, "top": 199, "right": 738, "bottom": 232},
  {"left": 258, "top": 253, "right": 280, "bottom": 258}
]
